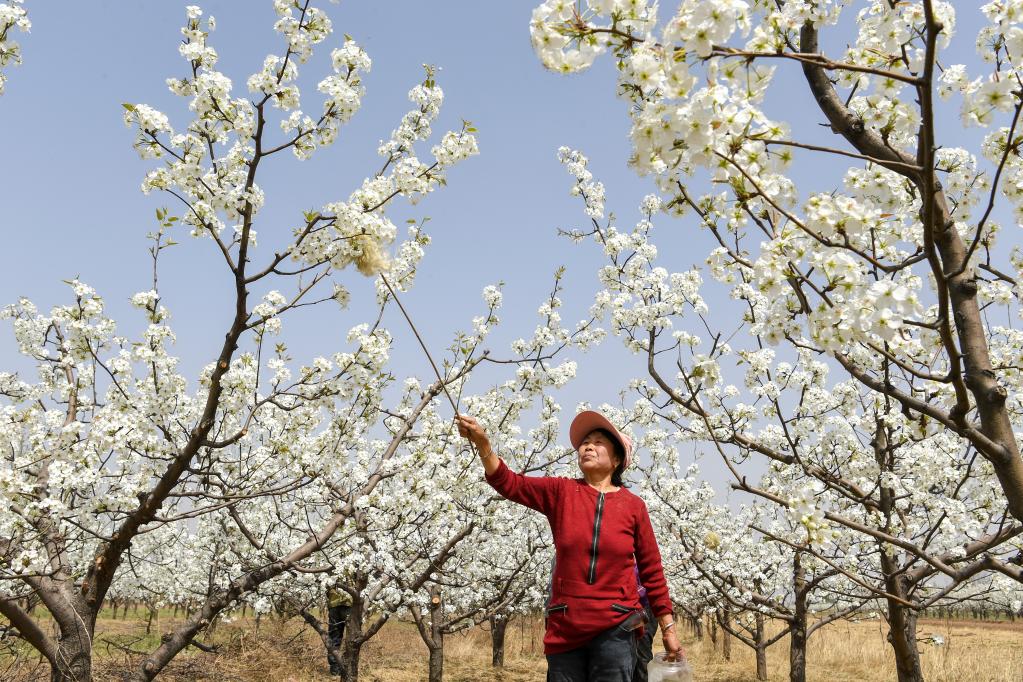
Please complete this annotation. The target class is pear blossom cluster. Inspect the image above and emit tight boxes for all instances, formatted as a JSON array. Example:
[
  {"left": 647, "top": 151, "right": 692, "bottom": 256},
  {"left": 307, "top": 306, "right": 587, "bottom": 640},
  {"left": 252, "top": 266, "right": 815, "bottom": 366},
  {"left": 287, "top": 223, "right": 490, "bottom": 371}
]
[
  {"left": 0, "top": 0, "right": 28, "bottom": 95},
  {"left": 126, "top": 3, "right": 477, "bottom": 278},
  {"left": 558, "top": 146, "right": 605, "bottom": 219},
  {"left": 530, "top": 0, "right": 657, "bottom": 73}
]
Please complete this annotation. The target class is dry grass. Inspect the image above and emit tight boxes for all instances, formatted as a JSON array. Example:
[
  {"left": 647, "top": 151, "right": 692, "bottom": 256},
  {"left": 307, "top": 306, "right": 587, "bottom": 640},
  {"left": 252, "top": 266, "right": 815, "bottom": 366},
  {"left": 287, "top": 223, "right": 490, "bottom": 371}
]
[
  {"left": 4, "top": 610, "right": 1021, "bottom": 681},
  {"left": 684, "top": 618, "right": 1023, "bottom": 682}
]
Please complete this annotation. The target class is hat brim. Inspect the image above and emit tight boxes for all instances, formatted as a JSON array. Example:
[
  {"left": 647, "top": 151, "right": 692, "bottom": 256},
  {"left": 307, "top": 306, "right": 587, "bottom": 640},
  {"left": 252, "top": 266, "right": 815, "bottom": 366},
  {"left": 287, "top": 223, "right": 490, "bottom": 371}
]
[{"left": 569, "top": 411, "right": 633, "bottom": 469}]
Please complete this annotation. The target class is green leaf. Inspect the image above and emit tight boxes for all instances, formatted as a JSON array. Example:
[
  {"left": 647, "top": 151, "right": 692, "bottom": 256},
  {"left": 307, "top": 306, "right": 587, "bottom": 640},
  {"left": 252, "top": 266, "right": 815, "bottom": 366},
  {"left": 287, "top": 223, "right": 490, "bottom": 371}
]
[{"left": 122, "top": 103, "right": 136, "bottom": 112}]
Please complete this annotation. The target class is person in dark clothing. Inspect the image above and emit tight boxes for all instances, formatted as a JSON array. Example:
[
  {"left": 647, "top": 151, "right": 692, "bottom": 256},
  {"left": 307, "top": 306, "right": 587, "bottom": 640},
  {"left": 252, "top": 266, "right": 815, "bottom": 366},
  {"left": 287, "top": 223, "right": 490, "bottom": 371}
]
[
  {"left": 634, "top": 603, "right": 658, "bottom": 681},
  {"left": 629, "top": 563, "right": 659, "bottom": 681},
  {"left": 326, "top": 587, "right": 351, "bottom": 676}
]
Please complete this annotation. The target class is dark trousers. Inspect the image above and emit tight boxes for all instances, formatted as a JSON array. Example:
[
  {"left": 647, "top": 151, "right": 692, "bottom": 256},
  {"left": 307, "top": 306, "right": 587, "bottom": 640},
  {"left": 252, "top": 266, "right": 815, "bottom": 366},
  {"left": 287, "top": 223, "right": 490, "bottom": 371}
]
[
  {"left": 546, "top": 621, "right": 638, "bottom": 682},
  {"left": 633, "top": 605, "right": 657, "bottom": 682},
  {"left": 327, "top": 604, "right": 350, "bottom": 675}
]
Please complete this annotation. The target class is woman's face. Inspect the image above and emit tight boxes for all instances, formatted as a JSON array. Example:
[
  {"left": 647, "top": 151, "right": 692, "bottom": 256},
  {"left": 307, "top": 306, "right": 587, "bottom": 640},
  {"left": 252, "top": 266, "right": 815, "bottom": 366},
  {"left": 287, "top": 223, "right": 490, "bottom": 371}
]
[{"left": 577, "top": 429, "right": 621, "bottom": 480}]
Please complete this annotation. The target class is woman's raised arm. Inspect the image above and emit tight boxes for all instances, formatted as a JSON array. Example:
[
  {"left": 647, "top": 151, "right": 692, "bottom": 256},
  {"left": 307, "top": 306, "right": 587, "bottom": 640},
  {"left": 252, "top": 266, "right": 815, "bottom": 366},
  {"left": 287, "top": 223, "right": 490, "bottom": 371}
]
[{"left": 456, "top": 414, "right": 560, "bottom": 514}]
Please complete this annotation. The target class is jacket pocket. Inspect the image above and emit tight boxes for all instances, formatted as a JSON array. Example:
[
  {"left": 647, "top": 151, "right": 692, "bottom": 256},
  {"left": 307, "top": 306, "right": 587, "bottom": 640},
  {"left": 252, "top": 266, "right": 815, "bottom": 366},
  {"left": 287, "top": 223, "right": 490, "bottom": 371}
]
[
  {"left": 616, "top": 608, "right": 647, "bottom": 632},
  {"left": 546, "top": 603, "right": 568, "bottom": 616},
  {"left": 610, "top": 603, "right": 633, "bottom": 614}
]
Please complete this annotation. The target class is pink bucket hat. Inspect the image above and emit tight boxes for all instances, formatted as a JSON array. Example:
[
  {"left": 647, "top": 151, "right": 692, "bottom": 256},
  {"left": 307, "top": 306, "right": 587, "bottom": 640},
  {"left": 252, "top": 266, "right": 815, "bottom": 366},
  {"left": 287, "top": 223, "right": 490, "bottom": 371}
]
[{"left": 569, "top": 410, "right": 633, "bottom": 470}]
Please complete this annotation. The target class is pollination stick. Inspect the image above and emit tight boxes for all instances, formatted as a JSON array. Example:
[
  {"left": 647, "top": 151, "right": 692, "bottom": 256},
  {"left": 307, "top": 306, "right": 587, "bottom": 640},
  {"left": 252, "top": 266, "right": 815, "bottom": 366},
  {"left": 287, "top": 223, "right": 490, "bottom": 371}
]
[{"left": 379, "top": 273, "right": 478, "bottom": 455}]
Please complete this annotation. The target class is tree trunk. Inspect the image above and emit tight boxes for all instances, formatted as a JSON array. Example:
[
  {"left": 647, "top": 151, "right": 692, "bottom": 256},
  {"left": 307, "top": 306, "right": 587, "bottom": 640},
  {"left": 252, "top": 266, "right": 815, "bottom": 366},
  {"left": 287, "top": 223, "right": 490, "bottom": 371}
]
[
  {"left": 709, "top": 614, "right": 718, "bottom": 649},
  {"left": 490, "top": 614, "right": 509, "bottom": 667},
  {"left": 755, "top": 612, "right": 768, "bottom": 681},
  {"left": 885, "top": 596, "right": 924, "bottom": 682},
  {"left": 881, "top": 552, "right": 924, "bottom": 682},
  {"left": 427, "top": 586, "right": 444, "bottom": 682},
  {"left": 48, "top": 596, "right": 96, "bottom": 682},
  {"left": 693, "top": 615, "right": 703, "bottom": 640},
  {"left": 333, "top": 606, "right": 363, "bottom": 682},
  {"left": 50, "top": 647, "right": 91, "bottom": 682},
  {"left": 720, "top": 610, "right": 732, "bottom": 660},
  {"left": 341, "top": 639, "right": 363, "bottom": 682},
  {"left": 875, "top": 421, "right": 924, "bottom": 682},
  {"left": 790, "top": 551, "right": 808, "bottom": 682}
]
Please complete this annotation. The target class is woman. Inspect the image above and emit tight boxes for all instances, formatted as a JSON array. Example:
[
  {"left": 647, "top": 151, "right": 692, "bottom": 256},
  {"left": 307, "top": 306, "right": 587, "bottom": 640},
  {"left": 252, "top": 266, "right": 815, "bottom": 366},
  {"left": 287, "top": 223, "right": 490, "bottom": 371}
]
[{"left": 457, "top": 410, "right": 684, "bottom": 681}]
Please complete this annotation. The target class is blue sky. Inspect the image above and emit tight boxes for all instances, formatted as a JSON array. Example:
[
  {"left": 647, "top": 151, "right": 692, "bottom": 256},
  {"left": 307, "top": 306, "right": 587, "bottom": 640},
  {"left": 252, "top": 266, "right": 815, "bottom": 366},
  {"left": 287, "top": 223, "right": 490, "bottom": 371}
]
[{"left": 0, "top": 2, "right": 999, "bottom": 490}]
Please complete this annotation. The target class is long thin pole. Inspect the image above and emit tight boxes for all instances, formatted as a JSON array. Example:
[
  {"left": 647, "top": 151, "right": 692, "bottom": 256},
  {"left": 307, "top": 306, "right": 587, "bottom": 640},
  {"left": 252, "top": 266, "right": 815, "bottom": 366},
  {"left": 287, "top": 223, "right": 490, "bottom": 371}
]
[
  {"left": 379, "top": 274, "right": 479, "bottom": 455},
  {"left": 380, "top": 274, "right": 460, "bottom": 412}
]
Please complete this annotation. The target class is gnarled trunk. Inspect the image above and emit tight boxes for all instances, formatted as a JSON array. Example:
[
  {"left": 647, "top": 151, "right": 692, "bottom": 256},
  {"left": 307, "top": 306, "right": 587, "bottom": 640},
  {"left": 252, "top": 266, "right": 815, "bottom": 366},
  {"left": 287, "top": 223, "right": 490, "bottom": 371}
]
[
  {"left": 719, "top": 610, "right": 732, "bottom": 660},
  {"left": 427, "top": 586, "right": 444, "bottom": 682},
  {"left": 881, "top": 552, "right": 924, "bottom": 682},
  {"left": 885, "top": 602, "right": 923, "bottom": 682},
  {"left": 48, "top": 594, "right": 96, "bottom": 682},
  {"left": 50, "top": 644, "right": 91, "bottom": 682},
  {"left": 490, "top": 614, "right": 509, "bottom": 667},
  {"left": 754, "top": 612, "right": 768, "bottom": 681},
  {"left": 341, "top": 638, "right": 364, "bottom": 682},
  {"left": 789, "top": 551, "right": 808, "bottom": 682},
  {"left": 339, "top": 602, "right": 366, "bottom": 682}
]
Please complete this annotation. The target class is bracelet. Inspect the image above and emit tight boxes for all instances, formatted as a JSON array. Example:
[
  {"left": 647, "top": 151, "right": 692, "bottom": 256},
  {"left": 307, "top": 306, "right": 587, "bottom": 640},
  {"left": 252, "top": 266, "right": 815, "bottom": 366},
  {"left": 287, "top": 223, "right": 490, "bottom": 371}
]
[{"left": 662, "top": 620, "right": 676, "bottom": 632}]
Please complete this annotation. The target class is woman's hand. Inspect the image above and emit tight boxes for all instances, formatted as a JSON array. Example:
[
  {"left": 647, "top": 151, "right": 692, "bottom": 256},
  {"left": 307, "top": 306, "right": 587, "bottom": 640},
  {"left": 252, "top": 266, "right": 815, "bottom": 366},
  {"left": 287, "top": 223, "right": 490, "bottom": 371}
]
[
  {"left": 456, "top": 415, "right": 499, "bottom": 475},
  {"left": 660, "top": 621, "right": 685, "bottom": 662},
  {"left": 455, "top": 415, "right": 490, "bottom": 450}
]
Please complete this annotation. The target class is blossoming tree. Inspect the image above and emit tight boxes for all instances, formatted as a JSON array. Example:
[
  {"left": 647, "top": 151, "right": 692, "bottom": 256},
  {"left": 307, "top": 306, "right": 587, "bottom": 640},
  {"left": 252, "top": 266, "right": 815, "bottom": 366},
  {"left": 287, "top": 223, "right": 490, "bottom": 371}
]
[
  {"left": 0, "top": 1, "right": 506, "bottom": 679},
  {"left": 531, "top": 0, "right": 1023, "bottom": 519},
  {"left": 555, "top": 145, "right": 1023, "bottom": 681},
  {"left": 531, "top": 2, "right": 1023, "bottom": 680}
]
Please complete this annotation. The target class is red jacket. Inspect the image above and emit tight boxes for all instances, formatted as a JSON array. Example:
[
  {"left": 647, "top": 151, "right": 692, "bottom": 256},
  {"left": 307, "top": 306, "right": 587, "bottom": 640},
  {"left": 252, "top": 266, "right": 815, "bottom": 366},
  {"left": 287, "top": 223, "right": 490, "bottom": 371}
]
[{"left": 485, "top": 459, "right": 673, "bottom": 654}]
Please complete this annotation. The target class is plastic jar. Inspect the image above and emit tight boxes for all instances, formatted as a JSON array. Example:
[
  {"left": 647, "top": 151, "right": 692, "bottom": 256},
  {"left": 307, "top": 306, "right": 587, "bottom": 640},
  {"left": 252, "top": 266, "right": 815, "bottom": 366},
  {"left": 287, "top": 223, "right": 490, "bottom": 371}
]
[{"left": 647, "top": 652, "right": 694, "bottom": 682}]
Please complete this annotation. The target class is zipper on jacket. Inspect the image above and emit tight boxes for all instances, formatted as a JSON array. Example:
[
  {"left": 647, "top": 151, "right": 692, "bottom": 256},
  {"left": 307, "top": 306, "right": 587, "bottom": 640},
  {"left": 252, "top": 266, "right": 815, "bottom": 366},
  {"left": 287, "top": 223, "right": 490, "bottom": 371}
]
[{"left": 587, "top": 492, "right": 605, "bottom": 584}]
